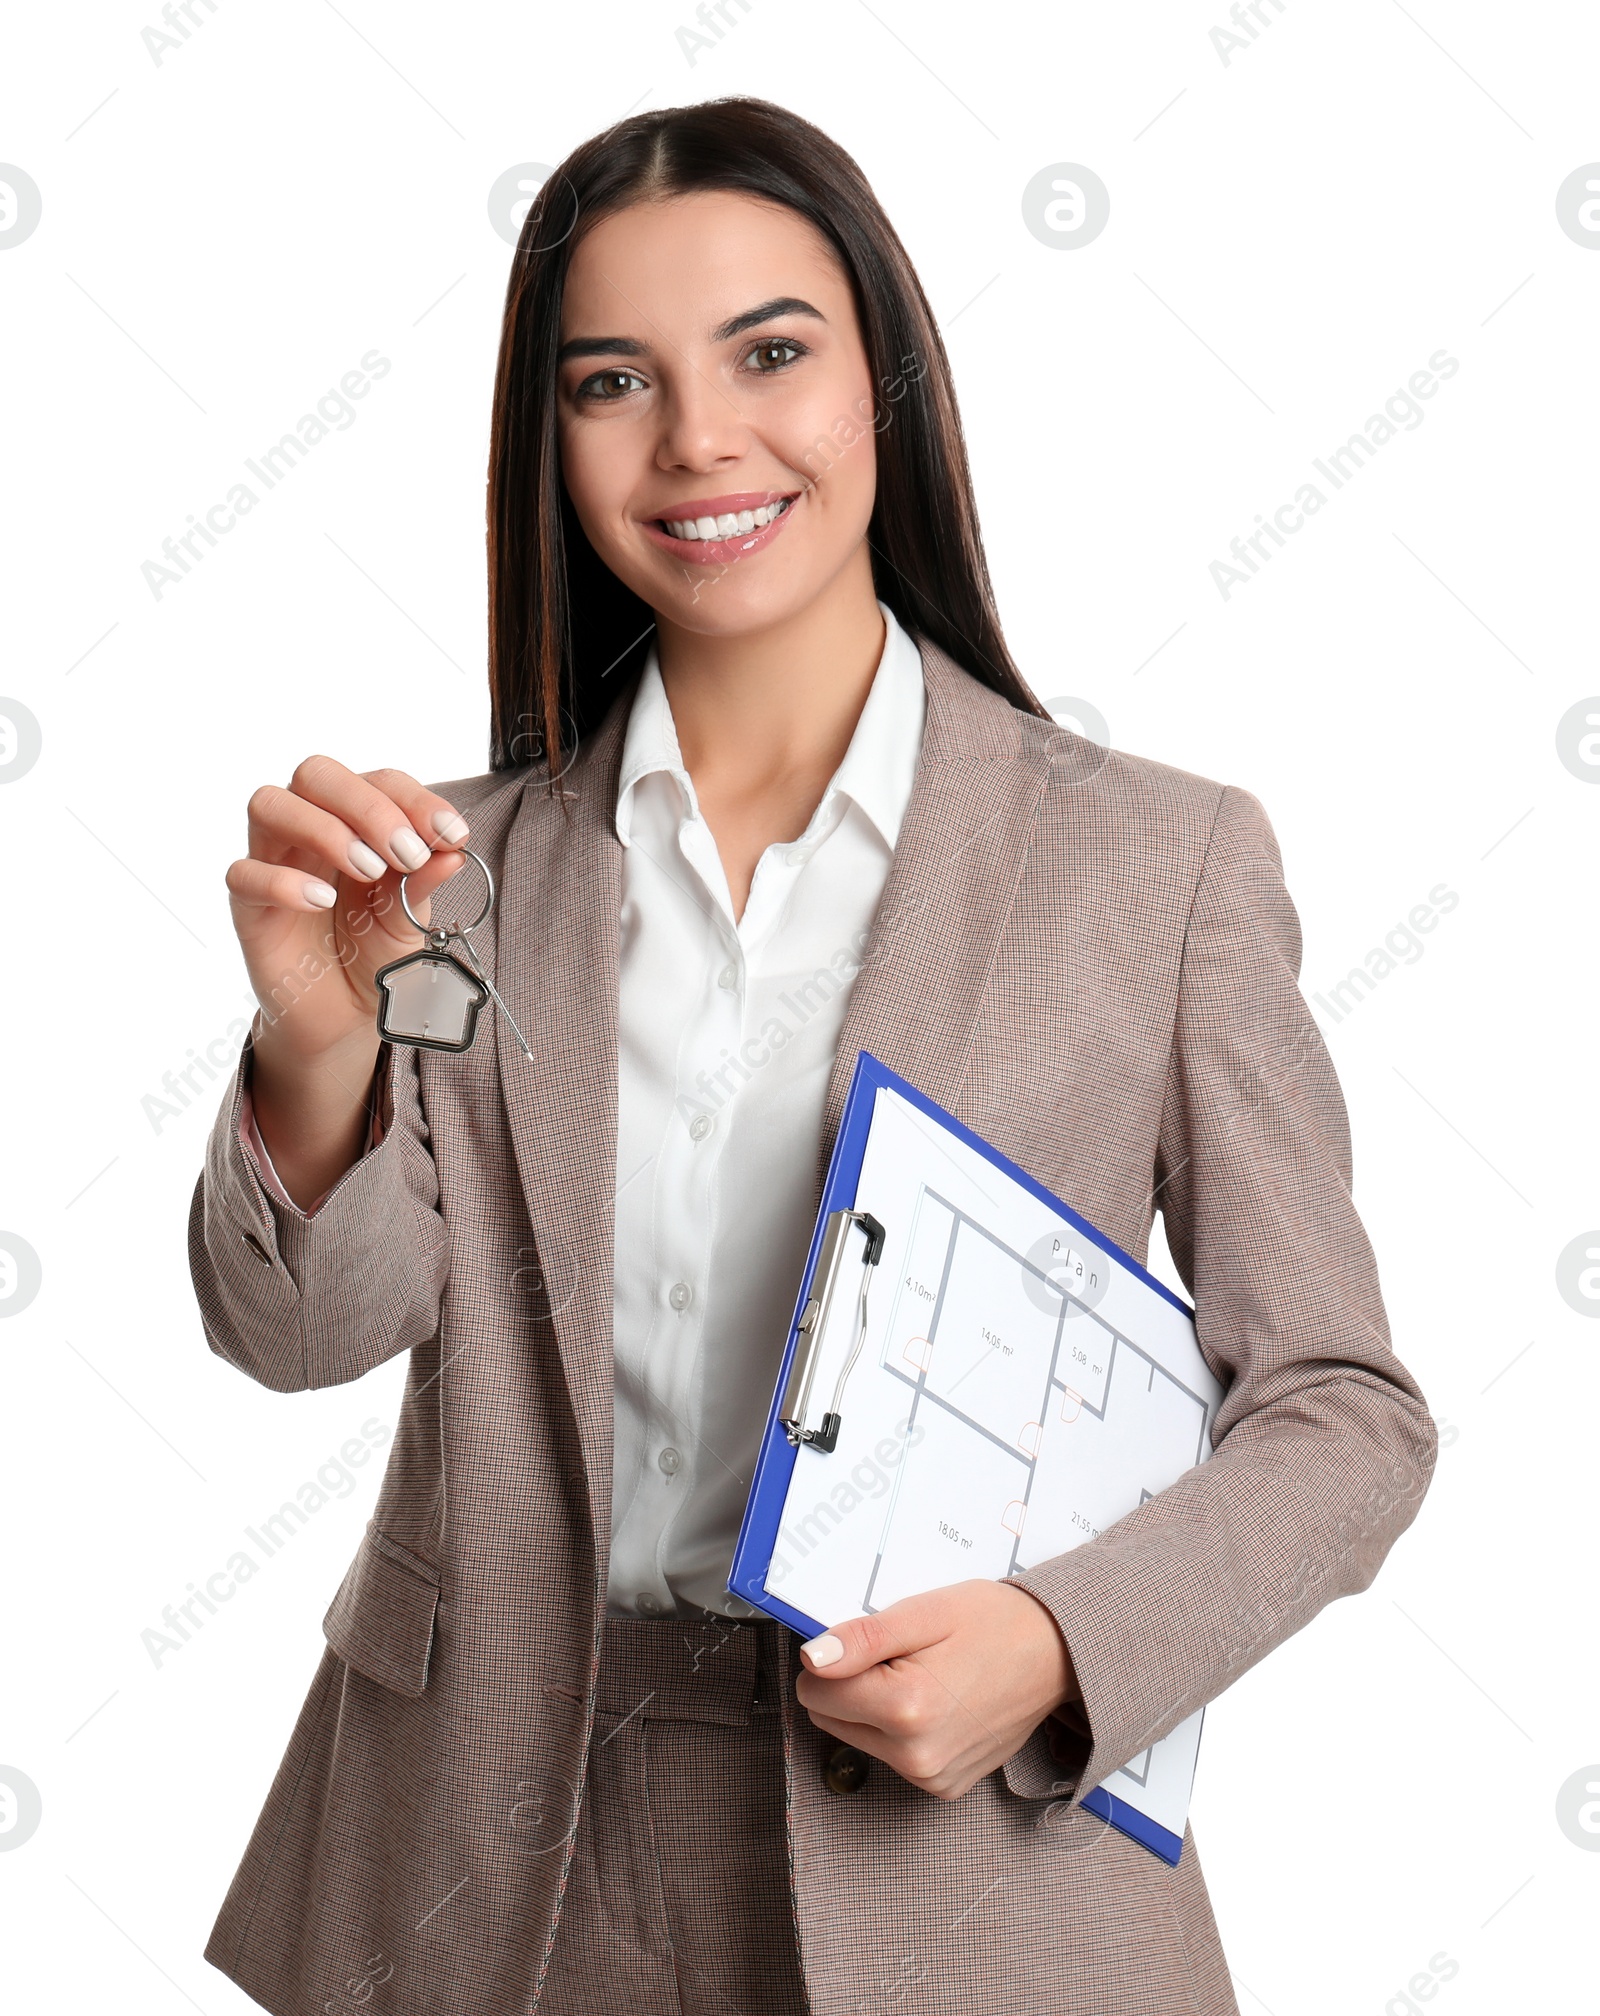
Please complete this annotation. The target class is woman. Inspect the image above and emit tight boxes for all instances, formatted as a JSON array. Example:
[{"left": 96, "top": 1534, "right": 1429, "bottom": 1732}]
[{"left": 191, "top": 96, "right": 1436, "bottom": 2016}]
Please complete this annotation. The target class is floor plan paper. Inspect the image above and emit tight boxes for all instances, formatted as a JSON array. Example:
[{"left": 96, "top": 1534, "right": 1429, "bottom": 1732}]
[{"left": 757, "top": 1082, "right": 1224, "bottom": 1851}]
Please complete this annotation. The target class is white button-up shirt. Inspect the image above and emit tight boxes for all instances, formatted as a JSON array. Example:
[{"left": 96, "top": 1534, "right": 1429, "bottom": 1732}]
[{"left": 608, "top": 601, "right": 926, "bottom": 1617}]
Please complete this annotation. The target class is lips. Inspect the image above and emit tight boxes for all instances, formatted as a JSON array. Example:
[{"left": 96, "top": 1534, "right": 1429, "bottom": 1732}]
[{"left": 642, "top": 489, "right": 801, "bottom": 566}]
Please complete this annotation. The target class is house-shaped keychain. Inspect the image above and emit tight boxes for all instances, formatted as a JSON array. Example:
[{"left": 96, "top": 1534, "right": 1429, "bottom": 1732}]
[
  {"left": 373, "top": 847, "right": 532, "bottom": 1061},
  {"left": 375, "top": 946, "right": 490, "bottom": 1052}
]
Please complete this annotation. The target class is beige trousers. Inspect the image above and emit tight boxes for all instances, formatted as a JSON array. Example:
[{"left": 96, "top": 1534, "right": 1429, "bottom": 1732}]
[{"left": 538, "top": 1610, "right": 810, "bottom": 2014}]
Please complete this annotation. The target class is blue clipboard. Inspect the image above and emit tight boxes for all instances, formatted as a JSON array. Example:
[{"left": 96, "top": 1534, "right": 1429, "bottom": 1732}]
[{"left": 727, "top": 1048, "right": 1200, "bottom": 1867}]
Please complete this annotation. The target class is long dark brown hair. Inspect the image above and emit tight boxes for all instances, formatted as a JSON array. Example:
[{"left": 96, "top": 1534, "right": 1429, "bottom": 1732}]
[{"left": 486, "top": 96, "right": 1047, "bottom": 780}]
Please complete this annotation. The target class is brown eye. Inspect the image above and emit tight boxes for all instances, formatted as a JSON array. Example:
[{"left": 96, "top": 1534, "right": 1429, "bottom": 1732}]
[
  {"left": 579, "top": 368, "right": 645, "bottom": 402},
  {"left": 747, "top": 340, "right": 803, "bottom": 373}
]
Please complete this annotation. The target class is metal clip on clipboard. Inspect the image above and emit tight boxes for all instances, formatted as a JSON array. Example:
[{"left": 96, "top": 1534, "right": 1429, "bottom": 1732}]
[{"left": 779, "top": 1209, "right": 886, "bottom": 1455}]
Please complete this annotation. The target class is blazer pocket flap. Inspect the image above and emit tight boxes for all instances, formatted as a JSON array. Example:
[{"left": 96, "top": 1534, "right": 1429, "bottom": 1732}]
[{"left": 322, "top": 1526, "right": 440, "bottom": 1696}]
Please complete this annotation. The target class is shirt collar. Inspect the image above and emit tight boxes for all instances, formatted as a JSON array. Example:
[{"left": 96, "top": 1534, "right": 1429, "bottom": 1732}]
[
  {"left": 613, "top": 645, "right": 691, "bottom": 846},
  {"left": 613, "top": 601, "right": 926, "bottom": 852}
]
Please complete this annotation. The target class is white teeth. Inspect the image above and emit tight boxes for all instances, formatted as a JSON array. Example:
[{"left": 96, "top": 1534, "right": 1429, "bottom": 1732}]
[{"left": 663, "top": 497, "right": 790, "bottom": 541}]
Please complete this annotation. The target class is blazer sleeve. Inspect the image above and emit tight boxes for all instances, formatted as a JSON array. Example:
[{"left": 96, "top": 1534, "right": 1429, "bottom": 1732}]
[
  {"left": 1004, "top": 782, "right": 1438, "bottom": 1806},
  {"left": 187, "top": 1033, "right": 450, "bottom": 1393}
]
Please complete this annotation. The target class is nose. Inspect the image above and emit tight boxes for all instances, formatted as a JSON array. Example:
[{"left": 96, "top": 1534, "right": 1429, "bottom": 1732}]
[{"left": 654, "top": 363, "right": 751, "bottom": 475}]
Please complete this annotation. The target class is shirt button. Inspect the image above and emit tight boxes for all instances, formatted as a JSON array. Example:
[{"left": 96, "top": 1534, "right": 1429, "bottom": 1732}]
[
  {"left": 658, "top": 1446, "right": 682, "bottom": 1476},
  {"left": 717, "top": 963, "right": 738, "bottom": 990},
  {"left": 636, "top": 1591, "right": 663, "bottom": 1615},
  {"left": 689, "top": 1113, "right": 714, "bottom": 1142},
  {"left": 668, "top": 1281, "right": 692, "bottom": 1311}
]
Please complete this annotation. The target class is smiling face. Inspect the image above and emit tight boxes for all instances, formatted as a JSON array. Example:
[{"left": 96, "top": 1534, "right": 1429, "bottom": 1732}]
[{"left": 555, "top": 190, "right": 880, "bottom": 640}]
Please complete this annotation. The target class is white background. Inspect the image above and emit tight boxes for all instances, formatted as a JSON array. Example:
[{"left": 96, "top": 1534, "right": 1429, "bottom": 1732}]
[{"left": 2, "top": 2, "right": 1596, "bottom": 2010}]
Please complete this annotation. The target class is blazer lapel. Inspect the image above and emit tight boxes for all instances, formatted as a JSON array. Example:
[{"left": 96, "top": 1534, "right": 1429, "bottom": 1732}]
[
  {"left": 815, "top": 636, "right": 1053, "bottom": 1202},
  {"left": 492, "top": 696, "right": 633, "bottom": 1545}
]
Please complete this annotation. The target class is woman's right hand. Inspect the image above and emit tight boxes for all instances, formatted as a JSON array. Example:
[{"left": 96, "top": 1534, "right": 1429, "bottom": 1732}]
[{"left": 226, "top": 757, "right": 471, "bottom": 1202}]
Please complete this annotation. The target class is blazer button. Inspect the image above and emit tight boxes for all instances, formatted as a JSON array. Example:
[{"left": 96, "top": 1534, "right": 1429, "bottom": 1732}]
[
  {"left": 825, "top": 1743, "right": 871, "bottom": 1795},
  {"left": 241, "top": 1231, "right": 273, "bottom": 1266}
]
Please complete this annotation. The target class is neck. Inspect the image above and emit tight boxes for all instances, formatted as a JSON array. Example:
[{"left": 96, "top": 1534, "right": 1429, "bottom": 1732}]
[{"left": 653, "top": 541, "right": 886, "bottom": 792}]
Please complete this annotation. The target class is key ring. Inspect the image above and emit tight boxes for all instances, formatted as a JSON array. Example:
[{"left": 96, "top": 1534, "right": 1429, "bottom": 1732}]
[{"left": 398, "top": 845, "right": 496, "bottom": 942}]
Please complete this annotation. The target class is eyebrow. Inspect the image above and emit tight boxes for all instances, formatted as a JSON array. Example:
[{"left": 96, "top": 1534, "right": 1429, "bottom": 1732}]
[
  {"left": 557, "top": 332, "right": 649, "bottom": 363},
  {"left": 710, "top": 295, "right": 825, "bottom": 342},
  {"left": 556, "top": 296, "right": 826, "bottom": 365}
]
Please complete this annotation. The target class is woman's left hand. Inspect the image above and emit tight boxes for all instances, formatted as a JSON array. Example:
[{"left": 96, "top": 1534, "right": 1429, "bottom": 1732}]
[{"left": 794, "top": 1579, "right": 1080, "bottom": 1801}]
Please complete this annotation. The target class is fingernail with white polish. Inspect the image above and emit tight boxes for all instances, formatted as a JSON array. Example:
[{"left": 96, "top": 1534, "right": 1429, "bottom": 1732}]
[
  {"left": 348, "top": 840, "right": 386, "bottom": 879},
  {"left": 392, "top": 828, "right": 430, "bottom": 870},
  {"left": 304, "top": 880, "right": 338, "bottom": 908},
  {"left": 802, "top": 1633, "right": 844, "bottom": 1667},
  {"left": 432, "top": 808, "right": 470, "bottom": 846}
]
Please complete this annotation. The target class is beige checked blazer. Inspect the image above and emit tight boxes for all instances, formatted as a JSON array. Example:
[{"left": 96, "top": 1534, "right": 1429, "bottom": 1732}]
[{"left": 189, "top": 636, "right": 1437, "bottom": 2015}]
